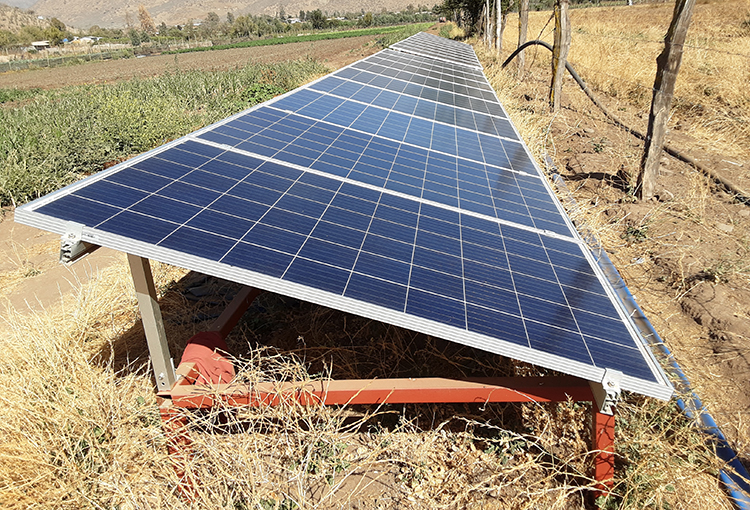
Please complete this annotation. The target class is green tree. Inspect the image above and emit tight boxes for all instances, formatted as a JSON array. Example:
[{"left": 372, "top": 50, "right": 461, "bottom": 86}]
[
  {"left": 359, "top": 12, "right": 373, "bottom": 27},
  {"left": 309, "top": 9, "right": 327, "bottom": 29},
  {"left": 44, "top": 17, "right": 67, "bottom": 46},
  {"left": 128, "top": 28, "right": 141, "bottom": 46}
]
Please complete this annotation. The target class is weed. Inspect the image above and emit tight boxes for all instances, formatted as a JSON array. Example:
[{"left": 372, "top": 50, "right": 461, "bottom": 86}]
[
  {"left": 622, "top": 224, "right": 649, "bottom": 243},
  {"left": 0, "top": 58, "right": 327, "bottom": 206}
]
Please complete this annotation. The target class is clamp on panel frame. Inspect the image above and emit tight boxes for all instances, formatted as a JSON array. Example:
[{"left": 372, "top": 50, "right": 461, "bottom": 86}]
[
  {"left": 590, "top": 369, "right": 623, "bottom": 416},
  {"left": 60, "top": 222, "right": 99, "bottom": 265}
]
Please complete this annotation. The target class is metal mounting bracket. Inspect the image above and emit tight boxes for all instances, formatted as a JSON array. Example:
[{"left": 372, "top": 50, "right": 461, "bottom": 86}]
[
  {"left": 590, "top": 369, "right": 623, "bottom": 416},
  {"left": 60, "top": 222, "right": 99, "bottom": 265}
]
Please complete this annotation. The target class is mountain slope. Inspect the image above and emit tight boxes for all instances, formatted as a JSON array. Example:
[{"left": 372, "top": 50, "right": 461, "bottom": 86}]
[
  {"left": 0, "top": 3, "right": 47, "bottom": 31},
  {"left": 30, "top": 0, "right": 414, "bottom": 29}
]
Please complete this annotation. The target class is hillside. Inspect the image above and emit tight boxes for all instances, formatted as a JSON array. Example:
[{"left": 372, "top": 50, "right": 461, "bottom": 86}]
[
  {"left": 0, "top": 3, "right": 47, "bottom": 32},
  {"left": 29, "top": 0, "right": 418, "bottom": 29}
]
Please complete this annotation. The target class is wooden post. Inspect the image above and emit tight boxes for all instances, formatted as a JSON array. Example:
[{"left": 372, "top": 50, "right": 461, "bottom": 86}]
[
  {"left": 128, "top": 254, "right": 176, "bottom": 391},
  {"left": 549, "top": 0, "right": 571, "bottom": 113},
  {"left": 637, "top": 0, "right": 696, "bottom": 200},
  {"left": 518, "top": 0, "right": 529, "bottom": 77},
  {"left": 496, "top": 0, "right": 503, "bottom": 53}
]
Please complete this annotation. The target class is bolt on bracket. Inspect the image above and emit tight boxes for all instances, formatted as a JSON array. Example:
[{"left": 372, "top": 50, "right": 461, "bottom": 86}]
[
  {"left": 590, "top": 369, "right": 623, "bottom": 416},
  {"left": 60, "top": 222, "right": 99, "bottom": 265}
]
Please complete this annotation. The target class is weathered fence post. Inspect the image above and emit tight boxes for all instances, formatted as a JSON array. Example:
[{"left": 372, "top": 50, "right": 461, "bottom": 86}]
[
  {"left": 518, "top": 0, "right": 529, "bottom": 76},
  {"left": 637, "top": 0, "right": 696, "bottom": 200},
  {"left": 550, "top": 0, "right": 571, "bottom": 112}
]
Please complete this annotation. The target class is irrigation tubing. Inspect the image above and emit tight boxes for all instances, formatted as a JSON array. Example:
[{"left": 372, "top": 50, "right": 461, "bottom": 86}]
[
  {"left": 543, "top": 154, "right": 750, "bottom": 509},
  {"left": 502, "top": 40, "right": 750, "bottom": 205}
]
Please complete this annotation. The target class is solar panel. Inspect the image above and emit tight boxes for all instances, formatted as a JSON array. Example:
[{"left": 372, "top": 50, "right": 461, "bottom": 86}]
[
  {"left": 390, "top": 31, "right": 483, "bottom": 69},
  {"left": 15, "top": 33, "right": 672, "bottom": 400}
]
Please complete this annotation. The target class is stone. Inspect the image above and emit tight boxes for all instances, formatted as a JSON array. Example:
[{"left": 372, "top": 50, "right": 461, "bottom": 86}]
[{"left": 716, "top": 222, "right": 734, "bottom": 233}]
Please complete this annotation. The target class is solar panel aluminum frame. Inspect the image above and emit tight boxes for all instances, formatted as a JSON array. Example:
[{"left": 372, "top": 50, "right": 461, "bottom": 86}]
[{"left": 14, "top": 39, "right": 674, "bottom": 401}]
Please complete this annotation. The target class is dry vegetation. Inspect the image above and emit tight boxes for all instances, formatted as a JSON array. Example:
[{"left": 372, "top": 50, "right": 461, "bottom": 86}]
[{"left": 2, "top": 3, "right": 750, "bottom": 508}]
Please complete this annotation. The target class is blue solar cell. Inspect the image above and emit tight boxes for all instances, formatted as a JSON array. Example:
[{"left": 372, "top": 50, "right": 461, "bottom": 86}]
[
  {"left": 223, "top": 241, "right": 292, "bottom": 277},
  {"left": 513, "top": 273, "right": 566, "bottom": 303},
  {"left": 316, "top": 182, "right": 365, "bottom": 206},
  {"left": 75, "top": 180, "right": 148, "bottom": 209},
  {"left": 159, "top": 227, "right": 236, "bottom": 261},
  {"left": 186, "top": 209, "right": 254, "bottom": 240},
  {"left": 415, "top": 230, "right": 461, "bottom": 256},
  {"left": 158, "top": 147, "right": 212, "bottom": 168},
  {"left": 260, "top": 208, "right": 318, "bottom": 235},
  {"left": 158, "top": 182, "right": 220, "bottom": 207},
  {"left": 413, "top": 246, "right": 462, "bottom": 275},
  {"left": 179, "top": 140, "right": 226, "bottom": 159},
  {"left": 353, "top": 251, "right": 411, "bottom": 285},
  {"left": 310, "top": 76, "right": 345, "bottom": 93},
  {"left": 284, "top": 258, "right": 350, "bottom": 294},
  {"left": 369, "top": 218, "right": 416, "bottom": 243},
  {"left": 525, "top": 321, "right": 591, "bottom": 364},
  {"left": 133, "top": 158, "right": 193, "bottom": 180},
  {"left": 98, "top": 210, "right": 176, "bottom": 244},
  {"left": 361, "top": 233, "right": 413, "bottom": 262},
  {"left": 299, "top": 238, "right": 358, "bottom": 270},
  {"left": 131, "top": 195, "right": 201, "bottom": 224},
  {"left": 344, "top": 273, "right": 407, "bottom": 311},
  {"left": 36, "top": 194, "right": 118, "bottom": 226},
  {"left": 406, "top": 289, "right": 465, "bottom": 327},
  {"left": 228, "top": 182, "right": 281, "bottom": 205},
  {"left": 466, "top": 305, "right": 528, "bottom": 346},
  {"left": 244, "top": 223, "right": 306, "bottom": 254},
  {"left": 410, "top": 265, "right": 463, "bottom": 299},
  {"left": 311, "top": 221, "right": 366, "bottom": 248},
  {"left": 108, "top": 167, "right": 172, "bottom": 192},
  {"left": 586, "top": 339, "right": 656, "bottom": 381}
]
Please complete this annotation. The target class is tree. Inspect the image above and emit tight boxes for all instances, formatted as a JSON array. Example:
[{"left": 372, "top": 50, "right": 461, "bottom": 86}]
[
  {"left": 138, "top": 4, "right": 157, "bottom": 35},
  {"left": 359, "top": 12, "right": 373, "bottom": 27},
  {"left": 44, "top": 18, "right": 67, "bottom": 46},
  {"left": 637, "top": 0, "right": 696, "bottom": 200},
  {"left": 128, "top": 28, "right": 141, "bottom": 46},
  {"left": 309, "top": 9, "right": 327, "bottom": 29}
]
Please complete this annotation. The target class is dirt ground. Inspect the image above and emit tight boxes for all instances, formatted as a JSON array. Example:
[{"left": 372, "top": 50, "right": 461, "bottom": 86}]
[
  {"left": 1, "top": 28, "right": 748, "bottom": 481},
  {"left": 0, "top": 35, "right": 382, "bottom": 90}
]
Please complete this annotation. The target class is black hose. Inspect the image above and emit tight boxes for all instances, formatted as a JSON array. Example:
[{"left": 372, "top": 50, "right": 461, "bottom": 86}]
[{"left": 501, "top": 40, "right": 750, "bottom": 205}]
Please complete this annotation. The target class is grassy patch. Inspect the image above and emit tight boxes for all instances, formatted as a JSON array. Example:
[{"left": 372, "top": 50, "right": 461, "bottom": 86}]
[
  {"left": 0, "top": 87, "right": 42, "bottom": 104},
  {"left": 0, "top": 58, "right": 327, "bottom": 207}
]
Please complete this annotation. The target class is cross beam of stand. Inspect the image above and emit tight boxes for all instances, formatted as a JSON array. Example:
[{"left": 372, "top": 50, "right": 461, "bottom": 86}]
[{"left": 127, "top": 256, "right": 615, "bottom": 498}]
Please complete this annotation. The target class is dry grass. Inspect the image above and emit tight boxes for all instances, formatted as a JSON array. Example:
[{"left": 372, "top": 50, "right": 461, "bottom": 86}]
[
  {"left": 491, "top": 0, "right": 750, "bottom": 161},
  {"left": 0, "top": 253, "right": 732, "bottom": 509}
]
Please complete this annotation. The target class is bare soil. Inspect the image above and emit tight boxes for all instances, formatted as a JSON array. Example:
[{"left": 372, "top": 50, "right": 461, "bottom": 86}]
[
  {"left": 0, "top": 35, "right": 382, "bottom": 90},
  {"left": 1, "top": 27, "right": 748, "bottom": 485}
]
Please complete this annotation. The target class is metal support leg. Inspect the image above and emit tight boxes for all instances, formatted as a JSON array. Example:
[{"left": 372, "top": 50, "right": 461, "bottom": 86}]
[
  {"left": 159, "top": 398, "right": 195, "bottom": 497},
  {"left": 593, "top": 407, "right": 615, "bottom": 496},
  {"left": 127, "top": 254, "right": 176, "bottom": 391}
]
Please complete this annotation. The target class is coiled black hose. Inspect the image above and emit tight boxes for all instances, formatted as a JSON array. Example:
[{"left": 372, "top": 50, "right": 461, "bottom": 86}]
[{"left": 501, "top": 40, "right": 750, "bottom": 205}]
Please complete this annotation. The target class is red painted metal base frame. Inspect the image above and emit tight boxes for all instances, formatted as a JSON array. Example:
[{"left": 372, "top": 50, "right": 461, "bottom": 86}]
[{"left": 160, "top": 362, "right": 615, "bottom": 495}]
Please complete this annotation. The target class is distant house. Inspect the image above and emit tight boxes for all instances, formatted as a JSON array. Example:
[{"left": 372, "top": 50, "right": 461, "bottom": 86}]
[
  {"left": 31, "top": 41, "right": 50, "bottom": 50},
  {"left": 287, "top": 18, "right": 302, "bottom": 24}
]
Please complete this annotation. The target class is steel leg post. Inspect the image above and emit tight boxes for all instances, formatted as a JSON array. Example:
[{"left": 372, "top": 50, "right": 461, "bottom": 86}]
[
  {"left": 159, "top": 398, "right": 195, "bottom": 498},
  {"left": 593, "top": 407, "right": 615, "bottom": 496},
  {"left": 127, "top": 254, "right": 176, "bottom": 391}
]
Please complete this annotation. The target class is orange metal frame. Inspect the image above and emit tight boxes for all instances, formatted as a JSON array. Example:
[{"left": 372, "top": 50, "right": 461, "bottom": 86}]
[
  {"left": 159, "top": 362, "right": 615, "bottom": 496},
  {"left": 155, "top": 283, "right": 615, "bottom": 498}
]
